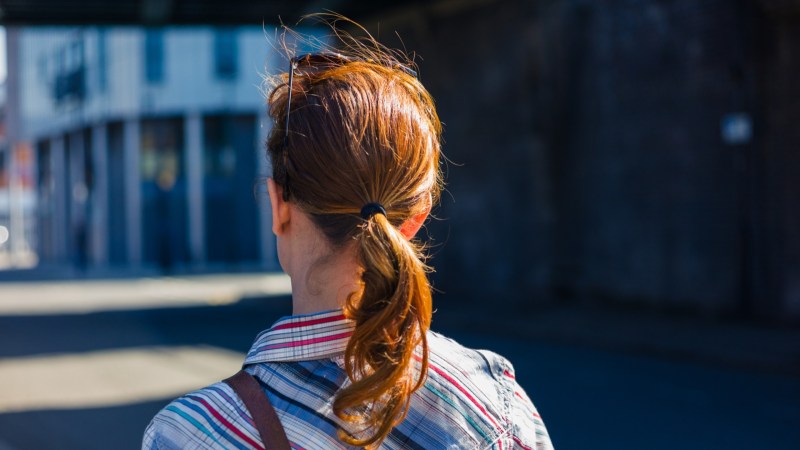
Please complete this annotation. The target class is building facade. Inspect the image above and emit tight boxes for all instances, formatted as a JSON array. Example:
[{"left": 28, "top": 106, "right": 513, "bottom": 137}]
[{"left": 10, "top": 26, "right": 291, "bottom": 272}]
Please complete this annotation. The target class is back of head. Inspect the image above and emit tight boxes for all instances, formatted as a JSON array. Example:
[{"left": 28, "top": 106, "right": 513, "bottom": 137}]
[{"left": 265, "top": 18, "right": 443, "bottom": 448}]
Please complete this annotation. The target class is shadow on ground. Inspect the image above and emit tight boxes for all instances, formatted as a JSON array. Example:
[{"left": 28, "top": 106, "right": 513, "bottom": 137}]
[
  {"left": 0, "top": 399, "right": 169, "bottom": 450},
  {"left": 0, "top": 295, "right": 292, "bottom": 450},
  {"left": 0, "top": 295, "right": 293, "bottom": 359},
  {"left": 1, "top": 296, "right": 799, "bottom": 450}
]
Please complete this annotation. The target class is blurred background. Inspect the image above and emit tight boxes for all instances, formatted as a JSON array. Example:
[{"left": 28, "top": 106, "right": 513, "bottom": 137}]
[{"left": 0, "top": 0, "right": 799, "bottom": 449}]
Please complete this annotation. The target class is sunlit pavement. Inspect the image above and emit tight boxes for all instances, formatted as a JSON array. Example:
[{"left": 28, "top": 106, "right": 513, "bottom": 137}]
[
  {"left": 0, "top": 273, "right": 292, "bottom": 315},
  {"left": 0, "top": 346, "right": 243, "bottom": 414},
  {"left": 0, "top": 274, "right": 293, "bottom": 449},
  {"left": 0, "top": 275, "right": 798, "bottom": 449}
]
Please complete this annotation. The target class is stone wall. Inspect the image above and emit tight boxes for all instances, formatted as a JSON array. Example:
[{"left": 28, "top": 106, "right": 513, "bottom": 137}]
[
  {"left": 363, "top": 0, "right": 800, "bottom": 321},
  {"left": 759, "top": 5, "right": 800, "bottom": 319}
]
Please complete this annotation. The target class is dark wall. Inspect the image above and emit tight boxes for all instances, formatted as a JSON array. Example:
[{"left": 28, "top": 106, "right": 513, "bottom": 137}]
[
  {"left": 365, "top": 0, "right": 800, "bottom": 321},
  {"left": 548, "top": 0, "right": 748, "bottom": 313},
  {"left": 760, "top": 5, "right": 800, "bottom": 320}
]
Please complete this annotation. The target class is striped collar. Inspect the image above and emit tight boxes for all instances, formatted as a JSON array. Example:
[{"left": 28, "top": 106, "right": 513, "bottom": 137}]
[{"left": 244, "top": 309, "right": 355, "bottom": 364}]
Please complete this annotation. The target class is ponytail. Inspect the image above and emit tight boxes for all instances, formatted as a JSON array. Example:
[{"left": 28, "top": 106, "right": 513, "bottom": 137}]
[
  {"left": 263, "top": 19, "right": 443, "bottom": 445},
  {"left": 333, "top": 211, "right": 432, "bottom": 448}
]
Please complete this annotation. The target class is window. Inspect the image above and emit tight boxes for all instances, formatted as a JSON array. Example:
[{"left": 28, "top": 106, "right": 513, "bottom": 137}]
[
  {"left": 68, "top": 40, "right": 84, "bottom": 70},
  {"left": 144, "top": 28, "right": 164, "bottom": 84},
  {"left": 52, "top": 38, "right": 86, "bottom": 104},
  {"left": 0, "top": 148, "right": 7, "bottom": 189},
  {"left": 55, "top": 47, "right": 65, "bottom": 73},
  {"left": 97, "top": 28, "right": 107, "bottom": 92},
  {"left": 37, "top": 54, "right": 48, "bottom": 83},
  {"left": 213, "top": 28, "right": 238, "bottom": 80}
]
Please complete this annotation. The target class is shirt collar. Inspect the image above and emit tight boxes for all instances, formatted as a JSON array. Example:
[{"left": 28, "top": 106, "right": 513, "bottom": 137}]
[{"left": 244, "top": 309, "right": 355, "bottom": 364}]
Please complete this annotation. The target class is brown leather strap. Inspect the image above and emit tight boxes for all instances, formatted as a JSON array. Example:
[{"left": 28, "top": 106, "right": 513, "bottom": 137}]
[{"left": 223, "top": 370, "right": 292, "bottom": 450}]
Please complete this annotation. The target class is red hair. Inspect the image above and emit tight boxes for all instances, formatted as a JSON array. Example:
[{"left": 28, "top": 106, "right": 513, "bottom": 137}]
[{"left": 265, "top": 21, "right": 442, "bottom": 448}]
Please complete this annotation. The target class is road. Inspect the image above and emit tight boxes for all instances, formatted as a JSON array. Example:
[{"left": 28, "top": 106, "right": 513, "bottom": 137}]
[{"left": 0, "top": 276, "right": 798, "bottom": 449}]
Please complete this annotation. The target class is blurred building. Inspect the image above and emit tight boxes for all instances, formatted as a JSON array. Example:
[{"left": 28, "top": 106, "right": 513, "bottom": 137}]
[
  {"left": 2, "top": 0, "right": 798, "bottom": 321},
  {"left": 6, "top": 26, "right": 287, "bottom": 273}
]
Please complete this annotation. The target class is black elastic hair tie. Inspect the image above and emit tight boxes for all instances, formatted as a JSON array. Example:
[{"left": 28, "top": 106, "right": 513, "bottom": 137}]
[{"left": 360, "top": 202, "right": 387, "bottom": 220}]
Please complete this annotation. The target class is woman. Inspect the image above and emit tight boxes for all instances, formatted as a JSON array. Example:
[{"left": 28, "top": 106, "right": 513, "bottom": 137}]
[{"left": 143, "top": 23, "right": 554, "bottom": 450}]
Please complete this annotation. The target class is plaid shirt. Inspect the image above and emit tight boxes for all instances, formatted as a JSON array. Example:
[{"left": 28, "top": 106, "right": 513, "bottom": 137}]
[{"left": 143, "top": 309, "right": 554, "bottom": 449}]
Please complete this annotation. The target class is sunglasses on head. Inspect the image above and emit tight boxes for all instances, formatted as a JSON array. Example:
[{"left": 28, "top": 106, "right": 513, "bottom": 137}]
[
  {"left": 282, "top": 52, "right": 418, "bottom": 150},
  {"left": 277, "top": 52, "right": 418, "bottom": 200}
]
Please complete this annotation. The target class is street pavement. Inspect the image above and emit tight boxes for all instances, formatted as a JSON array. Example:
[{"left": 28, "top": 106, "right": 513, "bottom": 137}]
[{"left": 0, "top": 274, "right": 798, "bottom": 449}]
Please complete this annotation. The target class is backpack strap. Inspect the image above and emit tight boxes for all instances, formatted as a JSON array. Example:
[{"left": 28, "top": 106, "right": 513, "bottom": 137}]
[{"left": 223, "top": 370, "right": 292, "bottom": 450}]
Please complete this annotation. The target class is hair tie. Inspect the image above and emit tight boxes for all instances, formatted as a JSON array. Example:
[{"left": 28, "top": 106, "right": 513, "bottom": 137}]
[{"left": 360, "top": 203, "right": 387, "bottom": 220}]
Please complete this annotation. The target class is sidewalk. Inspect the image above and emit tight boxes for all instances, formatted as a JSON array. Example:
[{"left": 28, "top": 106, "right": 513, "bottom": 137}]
[
  {"left": 0, "top": 273, "right": 292, "bottom": 424},
  {"left": 0, "top": 273, "right": 291, "bottom": 315},
  {"left": 434, "top": 301, "right": 800, "bottom": 377},
  {"left": 1, "top": 275, "right": 797, "bottom": 450},
  {"left": 1, "top": 273, "right": 798, "bottom": 376}
]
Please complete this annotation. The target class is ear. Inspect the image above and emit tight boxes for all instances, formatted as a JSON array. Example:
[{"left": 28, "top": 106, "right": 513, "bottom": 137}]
[
  {"left": 399, "top": 202, "right": 432, "bottom": 240},
  {"left": 267, "top": 178, "right": 291, "bottom": 236}
]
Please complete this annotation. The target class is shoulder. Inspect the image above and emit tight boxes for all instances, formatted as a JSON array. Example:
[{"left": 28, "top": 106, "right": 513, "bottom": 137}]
[
  {"left": 427, "top": 330, "right": 515, "bottom": 384},
  {"left": 142, "top": 382, "right": 261, "bottom": 450},
  {"left": 425, "top": 331, "right": 555, "bottom": 449}
]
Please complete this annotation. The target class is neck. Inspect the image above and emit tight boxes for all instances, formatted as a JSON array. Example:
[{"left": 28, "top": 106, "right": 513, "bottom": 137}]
[{"left": 289, "top": 246, "right": 362, "bottom": 316}]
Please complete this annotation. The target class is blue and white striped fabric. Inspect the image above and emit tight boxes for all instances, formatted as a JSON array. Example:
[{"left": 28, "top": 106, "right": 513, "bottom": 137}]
[{"left": 143, "top": 309, "right": 554, "bottom": 449}]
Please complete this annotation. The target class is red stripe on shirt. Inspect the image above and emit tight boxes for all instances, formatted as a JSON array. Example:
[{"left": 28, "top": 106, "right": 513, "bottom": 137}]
[
  {"left": 259, "top": 331, "right": 353, "bottom": 352},
  {"left": 427, "top": 362, "right": 503, "bottom": 431},
  {"left": 513, "top": 435, "right": 533, "bottom": 450},
  {"left": 272, "top": 314, "right": 347, "bottom": 330},
  {"left": 192, "top": 396, "right": 264, "bottom": 449}
]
